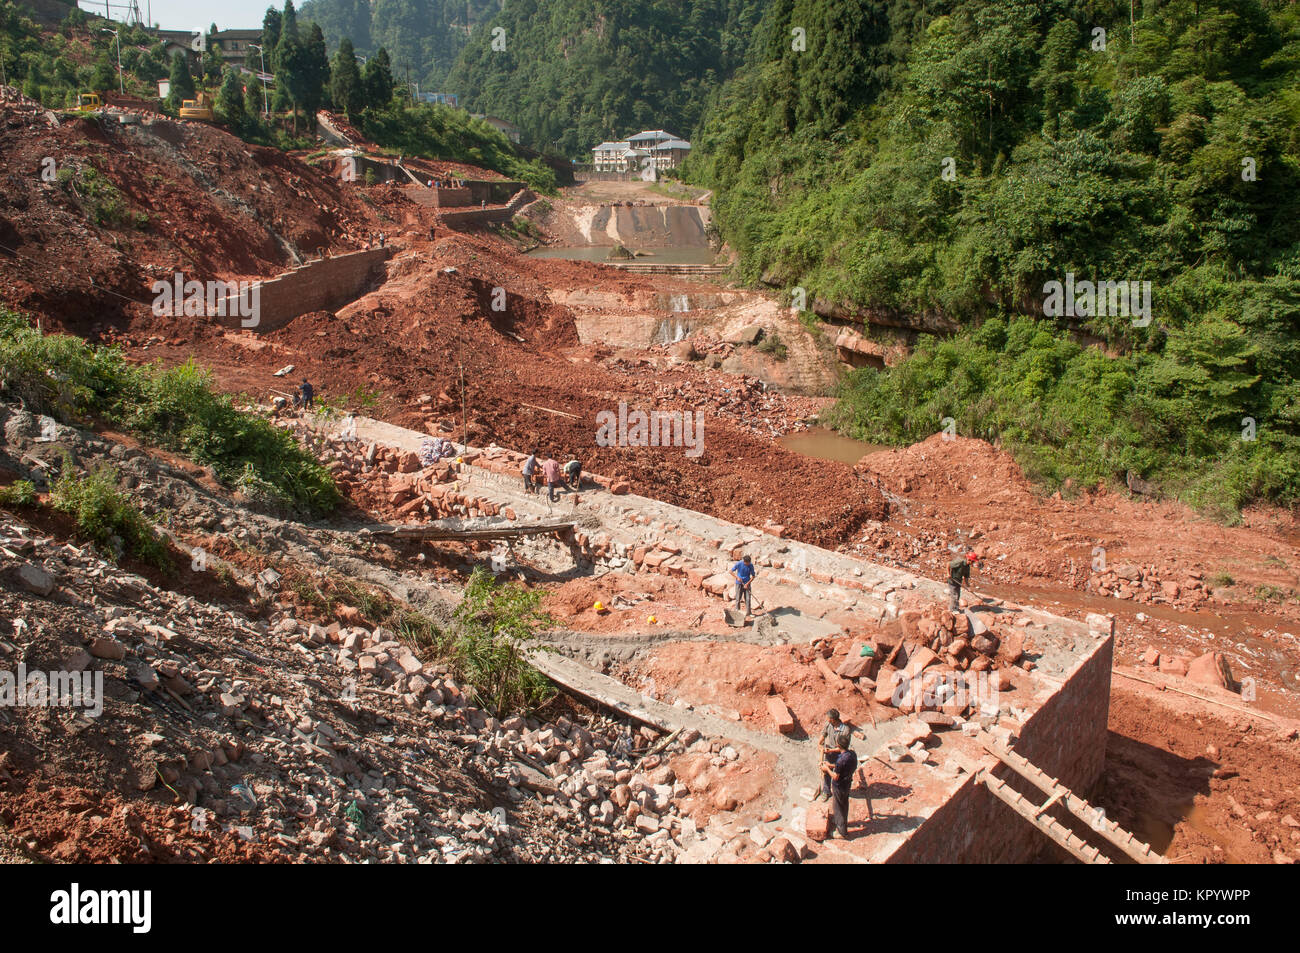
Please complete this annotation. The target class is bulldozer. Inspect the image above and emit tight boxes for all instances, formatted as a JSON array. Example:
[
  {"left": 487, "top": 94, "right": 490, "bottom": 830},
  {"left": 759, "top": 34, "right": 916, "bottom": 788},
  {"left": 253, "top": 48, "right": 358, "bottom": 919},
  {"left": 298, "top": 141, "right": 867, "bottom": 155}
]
[
  {"left": 76, "top": 91, "right": 103, "bottom": 112},
  {"left": 179, "top": 91, "right": 214, "bottom": 122}
]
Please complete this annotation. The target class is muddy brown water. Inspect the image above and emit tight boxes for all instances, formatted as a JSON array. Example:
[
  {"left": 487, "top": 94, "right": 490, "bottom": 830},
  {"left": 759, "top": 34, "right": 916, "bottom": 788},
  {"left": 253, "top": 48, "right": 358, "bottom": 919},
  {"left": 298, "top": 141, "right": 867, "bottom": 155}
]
[
  {"left": 778, "top": 427, "right": 885, "bottom": 464},
  {"left": 527, "top": 246, "right": 718, "bottom": 264}
]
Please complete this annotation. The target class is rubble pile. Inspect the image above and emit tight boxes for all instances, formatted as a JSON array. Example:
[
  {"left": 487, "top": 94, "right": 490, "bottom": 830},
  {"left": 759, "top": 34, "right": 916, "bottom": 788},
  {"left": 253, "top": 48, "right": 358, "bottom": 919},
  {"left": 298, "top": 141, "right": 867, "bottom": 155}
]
[
  {"left": 1086, "top": 565, "right": 1215, "bottom": 610},
  {"left": 0, "top": 85, "right": 59, "bottom": 129},
  {"left": 605, "top": 359, "right": 822, "bottom": 438},
  {"left": 0, "top": 403, "right": 726, "bottom": 863},
  {"left": 0, "top": 509, "right": 703, "bottom": 863},
  {"left": 783, "top": 604, "right": 1038, "bottom": 723}
]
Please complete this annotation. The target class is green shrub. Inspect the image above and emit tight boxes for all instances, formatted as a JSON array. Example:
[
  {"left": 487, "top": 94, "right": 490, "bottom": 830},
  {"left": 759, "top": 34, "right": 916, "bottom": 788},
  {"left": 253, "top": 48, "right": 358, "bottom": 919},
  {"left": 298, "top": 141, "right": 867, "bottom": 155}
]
[
  {"left": 757, "top": 331, "right": 789, "bottom": 361},
  {"left": 449, "top": 567, "right": 554, "bottom": 714},
  {"left": 0, "top": 480, "right": 37, "bottom": 507},
  {"left": 50, "top": 459, "right": 169, "bottom": 568},
  {"left": 0, "top": 308, "right": 338, "bottom": 515}
]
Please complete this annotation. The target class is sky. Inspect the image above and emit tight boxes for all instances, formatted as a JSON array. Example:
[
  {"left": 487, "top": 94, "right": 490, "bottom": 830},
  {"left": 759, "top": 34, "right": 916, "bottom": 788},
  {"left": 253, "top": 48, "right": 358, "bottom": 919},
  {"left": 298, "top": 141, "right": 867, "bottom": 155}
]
[{"left": 80, "top": 0, "right": 281, "bottom": 33}]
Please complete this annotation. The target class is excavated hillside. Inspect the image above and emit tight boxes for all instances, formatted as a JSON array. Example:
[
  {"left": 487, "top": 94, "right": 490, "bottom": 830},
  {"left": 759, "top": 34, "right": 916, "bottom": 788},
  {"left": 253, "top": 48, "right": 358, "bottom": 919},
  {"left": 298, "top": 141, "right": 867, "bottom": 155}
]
[
  {"left": 2, "top": 86, "right": 1299, "bottom": 866},
  {"left": 0, "top": 88, "right": 390, "bottom": 327}
]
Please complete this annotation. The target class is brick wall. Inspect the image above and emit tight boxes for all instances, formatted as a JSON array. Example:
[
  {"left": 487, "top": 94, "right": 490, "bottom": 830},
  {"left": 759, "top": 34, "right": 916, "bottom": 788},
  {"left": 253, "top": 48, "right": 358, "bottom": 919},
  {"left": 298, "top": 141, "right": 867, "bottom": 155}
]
[
  {"left": 882, "top": 632, "right": 1114, "bottom": 863},
  {"left": 216, "top": 248, "right": 389, "bottom": 333},
  {"left": 403, "top": 185, "right": 473, "bottom": 208}
]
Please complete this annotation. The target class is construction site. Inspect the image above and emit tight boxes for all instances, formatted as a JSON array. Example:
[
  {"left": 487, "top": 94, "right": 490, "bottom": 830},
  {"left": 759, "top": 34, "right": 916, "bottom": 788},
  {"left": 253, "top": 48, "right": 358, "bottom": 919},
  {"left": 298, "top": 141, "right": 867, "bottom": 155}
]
[{"left": 1, "top": 77, "right": 1298, "bottom": 870}]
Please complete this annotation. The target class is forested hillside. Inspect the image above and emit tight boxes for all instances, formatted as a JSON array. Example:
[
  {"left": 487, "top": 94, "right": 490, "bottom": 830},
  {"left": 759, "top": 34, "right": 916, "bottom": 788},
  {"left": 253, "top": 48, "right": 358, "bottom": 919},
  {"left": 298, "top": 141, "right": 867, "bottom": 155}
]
[
  {"left": 299, "top": 0, "right": 502, "bottom": 90},
  {"left": 444, "top": 0, "right": 764, "bottom": 154},
  {"left": 686, "top": 0, "right": 1300, "bottom": 514}
]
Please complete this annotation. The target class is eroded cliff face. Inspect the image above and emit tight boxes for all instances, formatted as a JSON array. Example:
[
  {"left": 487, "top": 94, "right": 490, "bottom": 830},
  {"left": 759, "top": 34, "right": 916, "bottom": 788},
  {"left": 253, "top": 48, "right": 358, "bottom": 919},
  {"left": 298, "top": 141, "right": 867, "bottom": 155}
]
[{"left": 529, "top": 201, "right": 712, "bottom": 249}]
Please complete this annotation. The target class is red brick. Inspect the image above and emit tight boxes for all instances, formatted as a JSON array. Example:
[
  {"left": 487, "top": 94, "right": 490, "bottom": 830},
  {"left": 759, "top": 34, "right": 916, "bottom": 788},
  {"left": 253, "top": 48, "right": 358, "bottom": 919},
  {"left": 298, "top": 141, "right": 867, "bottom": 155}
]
[{"left": 766, "top": 697, "right": 796, "bottom": 734}]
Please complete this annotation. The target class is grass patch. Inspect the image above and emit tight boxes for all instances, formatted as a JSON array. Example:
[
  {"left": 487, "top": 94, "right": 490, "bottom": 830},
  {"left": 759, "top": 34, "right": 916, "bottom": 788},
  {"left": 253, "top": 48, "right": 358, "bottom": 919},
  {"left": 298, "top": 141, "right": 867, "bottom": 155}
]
[
  {"left": 56, "top": 165, "right": 148, "bottom": 230},
  {"left": 0, "top": 307, "right": 339, "bottom": 515},
  {"left": 50, "top": 458, "right": 169, "bottom": 569},
  {"left": 0, "top": 479, "right": 37, "bottom": 507},
  {"left": 280, "top": 565, "right": 554, "bottom": 715}
]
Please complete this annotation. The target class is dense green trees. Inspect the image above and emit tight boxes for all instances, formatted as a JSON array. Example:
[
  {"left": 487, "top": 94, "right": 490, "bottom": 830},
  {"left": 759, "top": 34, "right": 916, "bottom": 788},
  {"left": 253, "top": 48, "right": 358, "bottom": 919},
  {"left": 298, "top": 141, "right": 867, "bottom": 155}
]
[
  {"left": 330, "top": 36, "right": 363, "bottom": 117},
  {"left": 165, "top": 50, "right": 194, "bottom": 109},
  {"left": 301, "top": 0, "right": 501, "bottom": 89},
  {"left": 216, "top": 66, "right": 246, "bottom": 127},
  {"left": 691, "top": 0, "right": 1300, "bottom": 511},
  {"left": 444, "top": 0, "right": 764, "bottom": 153}
]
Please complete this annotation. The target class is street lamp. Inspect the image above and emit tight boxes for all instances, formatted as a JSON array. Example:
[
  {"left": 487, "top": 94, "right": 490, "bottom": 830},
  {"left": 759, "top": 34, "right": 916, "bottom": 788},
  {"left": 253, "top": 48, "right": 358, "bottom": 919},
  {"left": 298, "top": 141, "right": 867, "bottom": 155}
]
[
  {"left": 248, "top": 42, "right": 268, "bottom": 117},
  {"left": 101, "top": 28, "right": 123, "bottom": 95}
]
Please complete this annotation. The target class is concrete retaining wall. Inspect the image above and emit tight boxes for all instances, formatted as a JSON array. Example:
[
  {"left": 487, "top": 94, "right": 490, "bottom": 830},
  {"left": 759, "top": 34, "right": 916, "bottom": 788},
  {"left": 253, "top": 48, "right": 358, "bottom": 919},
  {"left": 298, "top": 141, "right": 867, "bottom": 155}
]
[
  {"left": 217, "top": 247, "right": 389, "bottom": 333},
  {"left": 437, "top": 189, "right": 536, "bottom": 230},
  {"left": 882, "top": 632, "right": 1114, "bottom": 863}
]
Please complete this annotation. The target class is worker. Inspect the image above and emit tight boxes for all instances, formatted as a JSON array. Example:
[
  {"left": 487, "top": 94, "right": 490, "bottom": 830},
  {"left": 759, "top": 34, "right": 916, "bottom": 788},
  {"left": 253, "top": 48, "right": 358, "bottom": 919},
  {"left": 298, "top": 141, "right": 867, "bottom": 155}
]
[
  {"left": 542, "top": 455, "right": 562, "bottom": 502},
  {"left": 521, "top": 450, "right": 539, "bottom": 494},
  {"left": 731, "top": 554, "right": 756, "bottom": 615},
  {"left": 814, "top": 709, "right": 861, "bottom": 802},
  {"left": 820, "top": 735, "right": 859, "bottom": 839},
  {"left": 564, "top": 458, "right": 582, "bottom": 490},
  {"left": 296, "top": 378, "right": 314, "bottom": 411},
  {"left": 949, "top": 550, "right": 978, "bottom": 611}
]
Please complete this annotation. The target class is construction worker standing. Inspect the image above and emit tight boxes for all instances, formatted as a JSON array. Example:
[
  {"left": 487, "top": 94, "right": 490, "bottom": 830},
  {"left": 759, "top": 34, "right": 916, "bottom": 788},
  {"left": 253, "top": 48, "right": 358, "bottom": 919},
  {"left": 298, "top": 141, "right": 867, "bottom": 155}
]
[
  {"left": 521, "top": 450, "right": 539, "bottom": 494},
  {"left": 949, "top": 551, "right": 978, "bottom": 611},
  {"left": 542, "top": 456, "right": 562, "bottom": 502},
  {"left": 731, "top": 555, "right": 756, "bottom": 615},
  {"left": 814, "top": 709, "right": 856, "bottom": 802},
  {"left": 820, "top": 735, "right": 859, "bottom": 839}
]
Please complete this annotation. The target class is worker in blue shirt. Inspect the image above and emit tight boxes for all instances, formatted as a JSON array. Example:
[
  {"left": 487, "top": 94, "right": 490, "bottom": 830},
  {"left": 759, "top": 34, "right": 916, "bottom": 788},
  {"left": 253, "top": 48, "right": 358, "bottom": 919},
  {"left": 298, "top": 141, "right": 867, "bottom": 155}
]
[
  {"left": 820, "top": 736, "right": 859, "bottom": 839},
  {"left": 731, "top": 554, "right": 756, "bottom": 615}
]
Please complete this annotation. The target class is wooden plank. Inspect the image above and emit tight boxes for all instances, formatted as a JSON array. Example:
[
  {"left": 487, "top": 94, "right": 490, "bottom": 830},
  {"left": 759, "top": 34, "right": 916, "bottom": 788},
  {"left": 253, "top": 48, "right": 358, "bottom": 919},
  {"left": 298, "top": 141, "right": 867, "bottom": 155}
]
[
  {"left": 981, "top": 733, "right": 1165, "bottom": 864},
  {"left": 978, "top": 771, "right": 1110, "bottom": 865},
  {"left": 362, "top": 520, "right": 574, "bottom": 541}
]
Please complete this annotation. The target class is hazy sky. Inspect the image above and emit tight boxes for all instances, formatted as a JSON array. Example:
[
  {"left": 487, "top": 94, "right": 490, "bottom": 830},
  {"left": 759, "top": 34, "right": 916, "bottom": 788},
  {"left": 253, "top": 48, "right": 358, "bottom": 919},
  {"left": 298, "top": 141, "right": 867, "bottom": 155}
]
[{"left": 81, "top": 0, "right": 282, "bottom": 33}]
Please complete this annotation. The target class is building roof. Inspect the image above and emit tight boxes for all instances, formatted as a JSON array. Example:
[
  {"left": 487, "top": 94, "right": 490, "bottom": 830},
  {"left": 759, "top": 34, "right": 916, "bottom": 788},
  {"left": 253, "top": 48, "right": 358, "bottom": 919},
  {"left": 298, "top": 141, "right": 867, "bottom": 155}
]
[
  {"left": 654, "top": 139, "right": 692, "bottom": 150},
  {"left": 592, "top": 141, "right": 630, "bottom": 152},
  {"left": 212, "top": 29, "right": 263, "bottom": 40},
  {"left": 628, "top": 129, "right": 676, "bottom": 143}
]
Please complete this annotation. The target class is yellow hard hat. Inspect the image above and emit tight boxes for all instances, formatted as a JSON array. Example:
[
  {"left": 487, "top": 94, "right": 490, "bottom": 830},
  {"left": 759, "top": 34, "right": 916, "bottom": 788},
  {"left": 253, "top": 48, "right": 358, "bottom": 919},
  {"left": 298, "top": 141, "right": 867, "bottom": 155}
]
[
  {"left": 647, "top": 615, "right": 657, "bottom": 624},
  {"left": 594, "top": 601, "right": 604, "bottom": 612}
]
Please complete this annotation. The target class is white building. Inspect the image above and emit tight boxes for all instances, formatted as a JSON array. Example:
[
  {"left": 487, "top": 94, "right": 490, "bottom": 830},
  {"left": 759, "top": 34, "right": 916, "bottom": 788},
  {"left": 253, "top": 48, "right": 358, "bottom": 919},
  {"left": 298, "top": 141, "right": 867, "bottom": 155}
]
[{"left": 592, "top": 130, "right": 691, "bottom": 171}]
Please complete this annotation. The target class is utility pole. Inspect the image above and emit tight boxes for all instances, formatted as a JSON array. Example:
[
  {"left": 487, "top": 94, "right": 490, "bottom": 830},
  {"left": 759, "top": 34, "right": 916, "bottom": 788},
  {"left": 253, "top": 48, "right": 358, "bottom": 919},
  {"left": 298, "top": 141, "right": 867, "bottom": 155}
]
[
  {"left": 102, "top": 28, "right": 123, "bottom": 94},
  {"left": 249, "top": 43, "right": 269, "bottom": 117}
]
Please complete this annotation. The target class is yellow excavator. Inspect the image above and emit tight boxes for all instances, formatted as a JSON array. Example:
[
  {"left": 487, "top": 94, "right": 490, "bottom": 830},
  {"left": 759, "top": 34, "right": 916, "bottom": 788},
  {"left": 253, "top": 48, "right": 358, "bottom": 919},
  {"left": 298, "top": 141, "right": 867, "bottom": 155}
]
[{"left": 179, "top": 91, "right": 214, "bottom": 121}]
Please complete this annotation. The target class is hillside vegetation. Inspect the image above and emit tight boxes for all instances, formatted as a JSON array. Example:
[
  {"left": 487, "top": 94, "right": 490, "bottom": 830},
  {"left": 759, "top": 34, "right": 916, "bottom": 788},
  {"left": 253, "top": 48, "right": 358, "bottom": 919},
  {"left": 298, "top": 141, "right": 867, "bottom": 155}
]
[
  {"left": 300, "top": 0, "right": 502, "bottom": 90},
  {"left": 444, "top": 0, "right": 764, "bottom": 155},
  {"left": 686, "top": 0, "right": 1300, "bottom": 515}
]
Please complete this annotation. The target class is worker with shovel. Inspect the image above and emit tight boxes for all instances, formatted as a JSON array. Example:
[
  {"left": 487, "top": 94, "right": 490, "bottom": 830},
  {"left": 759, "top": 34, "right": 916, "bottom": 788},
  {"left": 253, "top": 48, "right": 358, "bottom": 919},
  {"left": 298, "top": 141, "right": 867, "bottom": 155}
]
[
  {"left": 820, "top": 734, "right": 859, "bottom": 839},
  {"left": 814, "top": 709, "right": 865, "bottom": 801},
  {"left": 731, "top": 554, "right": 756, "bottom": 616},
  {"left": 949, "top": 551, "right": 978, "bottom": 611}
]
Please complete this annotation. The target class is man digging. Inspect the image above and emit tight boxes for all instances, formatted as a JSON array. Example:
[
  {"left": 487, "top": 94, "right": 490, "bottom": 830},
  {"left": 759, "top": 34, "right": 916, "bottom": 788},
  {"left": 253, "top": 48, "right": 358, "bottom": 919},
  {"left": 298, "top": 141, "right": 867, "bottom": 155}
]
[
  {"left": 949, "top": 550, "right": 979, "bottom": 611},
  {"left": 731, "top": 554, "right": 756, "bottom": 616}
]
